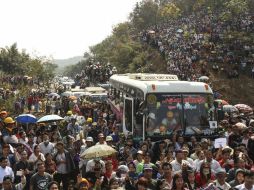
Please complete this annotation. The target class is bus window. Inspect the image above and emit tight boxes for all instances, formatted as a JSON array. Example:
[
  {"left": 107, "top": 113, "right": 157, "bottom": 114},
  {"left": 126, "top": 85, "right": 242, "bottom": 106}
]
[
  {"left": 146, "top": 94, "right": 183, "bottom": 135},
  {"left": 124, "top": 98, "right": 133, "bottom": 133},
  {"left": 183, "top": 94, "right": 214, "bottom": 135}
]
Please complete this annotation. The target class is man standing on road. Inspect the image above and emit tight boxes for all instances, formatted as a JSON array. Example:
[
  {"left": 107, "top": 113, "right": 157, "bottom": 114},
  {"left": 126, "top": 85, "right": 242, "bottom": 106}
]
[
  {"left": 53, "top": 141, "right": 75, "bottom": 190},
  {"left": 30, "top": 162, "right": 52, "bottom": 190},
  {"left": 38, "top": 134, "right": 54, "bottom": 155},
  {"left": 0, "top": 157, "right": 14, "bottom": 184}
]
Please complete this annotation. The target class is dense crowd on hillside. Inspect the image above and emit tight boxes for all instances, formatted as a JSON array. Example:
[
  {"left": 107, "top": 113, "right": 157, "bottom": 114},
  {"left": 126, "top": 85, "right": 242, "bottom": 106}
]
[{"left": 141, "top": 11, "right": 254, "bottom": 81}]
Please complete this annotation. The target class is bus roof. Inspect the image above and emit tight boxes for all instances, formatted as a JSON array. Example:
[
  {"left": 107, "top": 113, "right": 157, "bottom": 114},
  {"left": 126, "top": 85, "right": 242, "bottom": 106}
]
[
  {"left": 110, "top": 74, "right": 213, "bottom": 94},
  {"left": 84, "top": 87, "right": 106, "bottom": 93}
]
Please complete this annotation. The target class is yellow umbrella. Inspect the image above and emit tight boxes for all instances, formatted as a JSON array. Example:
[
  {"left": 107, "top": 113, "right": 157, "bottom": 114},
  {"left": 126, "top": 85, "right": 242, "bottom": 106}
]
[{"left": 81, "top": 144, "right": 117, "bottom": 159}]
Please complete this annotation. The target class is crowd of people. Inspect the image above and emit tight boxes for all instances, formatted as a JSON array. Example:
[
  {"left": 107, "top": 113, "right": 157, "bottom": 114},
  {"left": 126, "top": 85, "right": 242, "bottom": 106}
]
[
  {"left": 74, "top": 63, "right": 117, "bottom": 88},
  {"left": 0, "top": 75, "right": 37, "bottom": 101},
  {"left": 0, "top": 76, "right": 35, "bottom": 86},
  {"left": 0, "top": 7, "right": 253, "bottom": 190},
  {"left": 0, "top": 86, "right": 253, "bottom": 190},
  {"left": 141, "top": 11, "right": 254, "bottom": 81}
]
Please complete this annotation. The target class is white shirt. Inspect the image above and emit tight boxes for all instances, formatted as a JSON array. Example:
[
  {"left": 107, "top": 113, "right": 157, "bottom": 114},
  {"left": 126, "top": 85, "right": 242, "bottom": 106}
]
[
  {"left": 3, "top": 135, "right": 18, "bottom": 144},
  {"left": 96, "top": 141, "right": 107, "bottom": 145},
  {"left": 38, "top": 142, "right": 54, "bottom": 155},
  {"left": 170, "top": 159, "right": 192, "bottom": 174},
  {"left": 208, "top": 180, "right": 231, "bottom": 190},
  {"left": 86, "top": 159, "right": 105, "bottom": 173},
  {"left": 19, "top": 138, "right": 28, "bottom": 144},
  {"left": 28, "top": 153, "right": 46, "bottom": 170},
  {"left": 235, "top": 184, "right": 254, "bottom": 190},
  {"left": 193, "top": 159, "right": 203, "bottom": 171},
  {"left": 0, "top": 166, "right": 14, "bottom": 183},
  {"left": 196, "top": 159, "right": 221, "bottom": 173},
  {"left": 56, "top": 153, "right": 67, "bottom": 174},
  {"left": 186, "top": 157, "right": 194, "bottom": 166}
]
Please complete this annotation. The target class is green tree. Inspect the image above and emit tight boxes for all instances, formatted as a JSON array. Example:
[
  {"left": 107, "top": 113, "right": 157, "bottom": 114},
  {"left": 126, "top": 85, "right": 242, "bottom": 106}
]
[
  {"left": 129, "top": 0, "right": 159, "bottom": 30},
  {"left": 0, "top": 43, "right": 27, "bottom": 74},
  {"left": 159, "top": 3, "right": 181, "bottom": 20}
]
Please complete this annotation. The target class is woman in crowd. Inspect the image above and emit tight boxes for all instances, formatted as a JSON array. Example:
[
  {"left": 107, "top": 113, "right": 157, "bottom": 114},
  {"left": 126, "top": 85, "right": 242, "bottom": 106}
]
[
  {"left": 195, "top": 162, "right": 215, "bottom": 188},
  {"left": 48, "top": 181, "right": 60, "bottom": 190},
  {"left": 28, "top": 145, "right": 45, "bottom": 171},
  {"left": 171, "top": 173, "right": 189, "bottom": 190},
  {"left": 44, "top": 153, "right": 57, "bottom": 175},
  {"left": 228, "top": 169, "right": 245, "bottom": 187},
  {"left": 136, "top": 177, "right": 149, "bottom": 190}
]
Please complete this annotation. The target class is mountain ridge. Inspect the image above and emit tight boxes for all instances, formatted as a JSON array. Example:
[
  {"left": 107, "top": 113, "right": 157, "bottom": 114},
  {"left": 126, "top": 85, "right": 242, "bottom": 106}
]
[
  {"left": 53, "top": 56, "right": 84, "bottom": 73},
  {"left": 53, "top": 56, "right": 83, "bottom": 68}
]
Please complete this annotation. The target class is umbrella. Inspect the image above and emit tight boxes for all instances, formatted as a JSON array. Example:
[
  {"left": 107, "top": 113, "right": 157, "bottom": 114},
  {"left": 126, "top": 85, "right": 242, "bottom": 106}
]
[
  {"left": 61, "top": 91, "right": 74, "bottom": 97},
  {"left": 177, "top": 29, "right": 183, "bottom": 33},
  {"left": 234, "top": 104, "right": 253, "bottom": 113},
  {"left": 81, "top": 144, "right": 117, "bottom": 159},
  {"left": 37, "top": 114, "right": 64, "bottom": 123},
  {"left": 223, "top": 105, "right": 239, "bottom": 113},
  {"left": 48, "top": 92, "right": 60, "bottom": 98},
  {"left": 69, "top": 96, "right": 77, "bottom": 100},
  {"left": 215, "top": 99, "right": 229, "bottom": 105},
  {"left": 16, "top": 114, "right": 37, "bottom": 123},
  {"left": 198, "top": 76, "right": 209, "bottom": 81},
  {"left": 148, "top": 30, "right": 155, "bottom": 34}
]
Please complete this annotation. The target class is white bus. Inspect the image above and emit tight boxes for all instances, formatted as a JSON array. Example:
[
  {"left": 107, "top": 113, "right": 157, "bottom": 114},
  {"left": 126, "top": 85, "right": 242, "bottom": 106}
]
[{"left": 109, "top": 73, "right": 216, "bottom": 141}]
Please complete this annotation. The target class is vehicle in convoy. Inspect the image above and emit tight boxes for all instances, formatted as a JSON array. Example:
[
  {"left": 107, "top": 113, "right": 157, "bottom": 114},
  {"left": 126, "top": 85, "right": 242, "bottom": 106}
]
[
  {"left": 61, "top": 91, "right": 74, "bottom": 97},
  {"left": 73, "top": 91, "right": 90, "bottom": 98},
  {"left": 86, "top": 93, "right": 108, "bottom": 103},
  {"left": 97, "top": 83, "right": 111, "bottom": 90},
  {"left": 84, "top": 87, "right": 107, "bottom": 94},
  {"left": 109, "top": 73, "right": 217, "bottom": 141}
]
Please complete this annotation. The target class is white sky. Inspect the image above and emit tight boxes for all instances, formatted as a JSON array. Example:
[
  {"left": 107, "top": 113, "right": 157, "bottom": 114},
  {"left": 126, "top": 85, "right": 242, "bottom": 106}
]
[{"left": 0, "top": 0, "right": 141, "bottom": 59}]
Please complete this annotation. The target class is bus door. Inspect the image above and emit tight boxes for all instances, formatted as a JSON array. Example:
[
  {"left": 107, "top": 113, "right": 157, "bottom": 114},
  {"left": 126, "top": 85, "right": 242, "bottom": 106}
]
[{"left": 123, "top": 97, "right": 134, "bottom": 135}]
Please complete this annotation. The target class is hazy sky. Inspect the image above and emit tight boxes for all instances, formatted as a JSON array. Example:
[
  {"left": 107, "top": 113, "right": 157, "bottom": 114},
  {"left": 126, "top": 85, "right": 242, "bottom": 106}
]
[{"left": 0, "top": 0, "right": 141, "bottom": 59}]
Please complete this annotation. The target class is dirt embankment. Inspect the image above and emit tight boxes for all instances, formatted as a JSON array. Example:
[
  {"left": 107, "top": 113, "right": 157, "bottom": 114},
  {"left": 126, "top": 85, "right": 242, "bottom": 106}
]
[{"left": 209, "top": 71, "right": 254, "bottom": 106}]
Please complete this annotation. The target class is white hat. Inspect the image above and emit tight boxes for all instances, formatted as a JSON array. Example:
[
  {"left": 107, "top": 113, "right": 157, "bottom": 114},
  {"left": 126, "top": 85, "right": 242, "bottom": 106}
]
[
  {"left": 235, "top": 122, "right": 247, "bottom": 130},
  {"left": 118, "top": 165, "right": 129, "bottom": 173},
  {"left": 106, "top": 136, "right": 113, "bottom": 141},
  {"left": 249, "top": 119, "right": 254, "bottom": 125},
  {"left": 215, "top": 167, "right": 226, "bottom": 175},
  {"left": 148, "top": 113, "right": 156, "bottom": 120},
  {"left": 86, "top": 137, "right": 93, "bottom": 142}
]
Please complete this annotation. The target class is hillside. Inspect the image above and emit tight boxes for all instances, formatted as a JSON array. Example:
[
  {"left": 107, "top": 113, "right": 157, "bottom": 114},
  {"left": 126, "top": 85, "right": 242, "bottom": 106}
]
[
  {"left": 210, "top": 73, "right": 254, "bottom": 106},
  {"left": 66, "top": 0, "right": 253, "bottom": 106}
]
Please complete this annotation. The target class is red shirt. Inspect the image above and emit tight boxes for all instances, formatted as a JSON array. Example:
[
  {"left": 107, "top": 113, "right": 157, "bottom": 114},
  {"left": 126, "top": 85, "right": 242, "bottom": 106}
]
[
  {"left": 218, "top": 159, "right": 233, "bottom": 170},
  {"left": 27, "top": 96, "right": 33, "bottom": 105},
  {"left": 105, "top": 157, "right": 118, "bottom": 171},
  {"left": 195, "top": 172, "right": 215, "bottom": 188}
]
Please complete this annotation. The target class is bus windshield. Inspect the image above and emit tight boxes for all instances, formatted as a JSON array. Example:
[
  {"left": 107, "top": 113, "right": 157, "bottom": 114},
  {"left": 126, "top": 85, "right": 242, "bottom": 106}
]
[{"left": 146, "top": 93, "right": 214, "bottom": 136}]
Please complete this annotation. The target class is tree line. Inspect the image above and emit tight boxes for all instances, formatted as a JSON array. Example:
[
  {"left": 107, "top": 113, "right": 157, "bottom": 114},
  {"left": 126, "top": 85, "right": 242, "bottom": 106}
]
[{"left": 0, "top": 43, "right": 57, "bottom": 82}]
